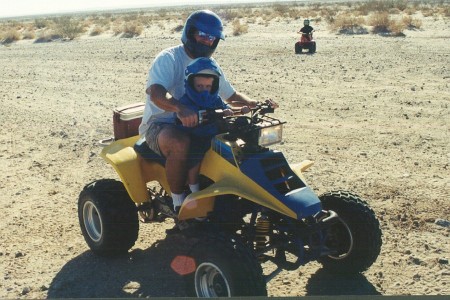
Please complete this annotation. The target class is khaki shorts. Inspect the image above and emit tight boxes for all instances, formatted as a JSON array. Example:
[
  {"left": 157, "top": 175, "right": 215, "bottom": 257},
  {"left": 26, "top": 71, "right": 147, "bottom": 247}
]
[{"left": 144, "top": 122, "right": 171, "bottom": 157}]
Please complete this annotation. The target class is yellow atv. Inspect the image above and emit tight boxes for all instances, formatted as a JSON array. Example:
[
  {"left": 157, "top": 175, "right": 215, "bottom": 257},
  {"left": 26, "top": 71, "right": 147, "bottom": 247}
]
[{"left": 78, "top": 102, "right": 382, "bottom": 297}]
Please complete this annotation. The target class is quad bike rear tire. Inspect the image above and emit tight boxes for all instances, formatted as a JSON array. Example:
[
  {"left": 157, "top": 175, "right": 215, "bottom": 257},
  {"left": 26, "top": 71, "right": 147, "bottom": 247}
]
[
  {"left": 78, "top": 179, "right": 139, "bottom": 256},
  {"left": 183, "top": 230, "right": 267, "bottom": 297},
  {"left": 318, "top": 190, "right": 382, "bottom": 274}
]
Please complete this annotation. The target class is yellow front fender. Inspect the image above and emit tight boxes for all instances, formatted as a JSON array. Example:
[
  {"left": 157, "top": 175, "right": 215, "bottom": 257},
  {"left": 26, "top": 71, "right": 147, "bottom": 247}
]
[{"left": 179, "top": 177, "right": 297, "bottom": 220}]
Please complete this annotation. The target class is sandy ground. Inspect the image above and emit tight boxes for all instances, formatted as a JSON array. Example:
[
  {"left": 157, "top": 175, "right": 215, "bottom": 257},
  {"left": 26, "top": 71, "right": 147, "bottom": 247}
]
[{"left": 1, "top": 6, "right": 449, "bottom": 298}]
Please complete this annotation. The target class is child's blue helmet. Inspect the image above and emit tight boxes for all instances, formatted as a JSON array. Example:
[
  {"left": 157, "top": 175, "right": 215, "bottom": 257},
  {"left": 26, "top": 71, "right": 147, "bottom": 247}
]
[
  {"left": 181, "top": 10, "right": 225, "bottom": 58},
  {"left": 184, "top": 57, "right": 223, "bottom": 109}
]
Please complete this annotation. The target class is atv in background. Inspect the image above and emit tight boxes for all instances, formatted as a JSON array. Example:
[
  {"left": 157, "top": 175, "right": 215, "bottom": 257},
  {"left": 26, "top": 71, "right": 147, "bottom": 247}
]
[{"left": 295, "top": 32, "right": 316, "bottom": 54}]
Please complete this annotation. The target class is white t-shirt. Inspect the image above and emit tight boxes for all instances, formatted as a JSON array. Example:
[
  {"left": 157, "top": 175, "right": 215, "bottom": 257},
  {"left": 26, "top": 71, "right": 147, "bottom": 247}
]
[{"left": 139, "top": 45, "right": 236, "bottom": 136}]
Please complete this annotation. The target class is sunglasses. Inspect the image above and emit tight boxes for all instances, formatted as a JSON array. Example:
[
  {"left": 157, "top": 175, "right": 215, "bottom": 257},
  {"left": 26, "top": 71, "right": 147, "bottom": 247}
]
[{"left": 196, "top": 30, "right": 217, "bottom": 42}]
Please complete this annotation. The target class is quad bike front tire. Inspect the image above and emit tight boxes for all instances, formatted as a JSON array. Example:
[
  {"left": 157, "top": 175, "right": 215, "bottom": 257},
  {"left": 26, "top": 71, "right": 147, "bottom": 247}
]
[
  {"left": 318, "top": 190, "right": 382, "bottom": 274},
  {"left": 309, "top": 42, "right": 316, "bottom": 53},
  {"left": 78, "top": 179, "right": 139, "bottom": 256},
  {"left": 183, "top": 230, "right": 267, "bottom": 297}
]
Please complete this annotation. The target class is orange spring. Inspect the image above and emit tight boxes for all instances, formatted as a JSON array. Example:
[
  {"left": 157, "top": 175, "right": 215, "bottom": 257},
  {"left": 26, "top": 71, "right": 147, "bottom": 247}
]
[{"left": 255, "top": 216, "right": 270, "bottom": 261}]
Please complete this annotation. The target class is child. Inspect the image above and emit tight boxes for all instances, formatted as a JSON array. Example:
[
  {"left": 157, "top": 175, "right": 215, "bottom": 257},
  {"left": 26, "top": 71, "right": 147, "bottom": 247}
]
[
  {"left": 179, "top": 57, "right": 235, "bottom": 138},
  {"left": 298, "top": 19, "right": 314, "bottom": 35},
  {"left": 174, "top": 57, "right": 248, "bottom": 211}
]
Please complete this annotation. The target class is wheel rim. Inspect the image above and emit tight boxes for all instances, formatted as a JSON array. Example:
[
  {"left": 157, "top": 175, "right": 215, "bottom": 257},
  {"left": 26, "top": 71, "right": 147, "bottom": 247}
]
[
  {"left": 83, "top": 201, "right": 103, "bottom": 242},
  {"left": 326, "top": 217, "right": 354, "bottom": 260},
  {"left": 195, "top": 262, "right": 231, "bottom": 297}
]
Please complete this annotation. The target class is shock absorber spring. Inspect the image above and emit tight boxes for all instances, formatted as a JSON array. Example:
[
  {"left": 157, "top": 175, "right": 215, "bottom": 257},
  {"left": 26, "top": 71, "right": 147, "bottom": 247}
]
[{"left": 255, "top": 215, "right": 271, "bottom": 261}]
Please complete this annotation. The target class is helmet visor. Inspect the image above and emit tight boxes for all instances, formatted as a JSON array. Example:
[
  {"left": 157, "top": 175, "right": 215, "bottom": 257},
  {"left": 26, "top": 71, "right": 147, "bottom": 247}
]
[{"left": 197, "top": 30, "right": 217, "bottom": 42}]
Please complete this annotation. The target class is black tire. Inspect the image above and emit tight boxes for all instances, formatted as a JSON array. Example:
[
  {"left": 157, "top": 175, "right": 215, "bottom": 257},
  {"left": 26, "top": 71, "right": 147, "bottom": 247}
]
[
  {"left": 183, "top": 230, "right": 267, "bottom": 297},
  {"left": 318, "top": 191, "right": 382, "bottom": 274},
  {"left": 295, "top": 42, "right": 301, "bottom": 54},
  {"left": 310, "top": 42, "right": 316, "bottom": 53},
  {"left": 78, "top": 179, "right": 139, "bottom": 256}
]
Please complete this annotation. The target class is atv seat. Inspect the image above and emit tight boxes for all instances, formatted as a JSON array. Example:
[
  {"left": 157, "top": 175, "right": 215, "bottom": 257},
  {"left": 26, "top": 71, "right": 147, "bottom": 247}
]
[{"left": 134, "top": 137, "right": 166, "bottom": 165}]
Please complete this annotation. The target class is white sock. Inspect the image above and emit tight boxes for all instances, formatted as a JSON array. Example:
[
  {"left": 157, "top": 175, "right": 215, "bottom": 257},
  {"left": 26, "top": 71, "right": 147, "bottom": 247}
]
[
  {"left": 189, "top": 183, "right": 200, "bottom": 193},
  {"left": 172, "top": 192, "right": 186, "bottom": 209}
]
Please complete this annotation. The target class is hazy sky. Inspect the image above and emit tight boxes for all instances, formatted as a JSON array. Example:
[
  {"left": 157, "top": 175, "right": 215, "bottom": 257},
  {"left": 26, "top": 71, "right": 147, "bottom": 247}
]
[{"left": 0, "top": 0, "right": 283, "bottom": 18}]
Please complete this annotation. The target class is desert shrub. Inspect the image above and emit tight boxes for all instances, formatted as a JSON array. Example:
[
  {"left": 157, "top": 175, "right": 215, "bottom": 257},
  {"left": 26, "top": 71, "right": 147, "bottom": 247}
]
[
  {"left": 388, "top": 19, "right": 406, "bottom": 36},
  {"left": 121, "top": 22, "right": 143, "bottom": 38},
  {"left": 272, "top": 3, "right": 290, "bottom": 17},
  {"left": 402, "top": 15, "right": 422, "bottom": 30},
  {"left": 355, "top": 0, "right": 409, "bottom": 15},
  {"left": 90, "top": 25, "right": 104, "bottom": 36},
  {"left": 22, "top": 30, "right": 36, "bottom": 39},
  {"left": 369, "top": 12, "right": 407, "bottom": 36},
  {"left": 219, "top": 9, "right": 244, "bottom": 21},
  {"left": 232, "top": 19, "right": 248, "bottom": 36},
  {"left": 1, "top": 29, "right": 21, "bottom": 44},
  {"left": 34, "top": 18, "right": 51, "bottom": 29},
  {"left": 368, "top": 12, "right": 391, "bottom": 33},
  {"left": 442, "top": 6, "right": 450, "bottom": 17},
  {"left": 53, "top": 16, "right": 84, "bottom": 40},
  {"left": 329, "top": 13, "right": 367, "bottom": 34},
  {"left": 34, "top": 29, "right": 61, "bottom": 43}
]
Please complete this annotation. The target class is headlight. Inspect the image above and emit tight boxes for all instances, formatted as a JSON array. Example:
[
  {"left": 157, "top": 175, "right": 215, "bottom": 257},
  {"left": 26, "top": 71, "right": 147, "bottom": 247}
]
[{"left": 258, "top": 124, "right": 283, "bottom": 147}]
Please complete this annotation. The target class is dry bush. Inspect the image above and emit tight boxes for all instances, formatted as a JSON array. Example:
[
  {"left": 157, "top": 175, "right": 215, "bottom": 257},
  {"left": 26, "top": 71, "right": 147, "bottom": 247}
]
[
  {"left": 369, "top": 12, "right": 407, "bottom": 36},
  {"left": 388, "top": 19, "right": 407, "bottom": 36},
  {"left": 231, "top": 19, "right": 248, "bottom": 36},
  {"left": 1, "top": 29, "right": 21, "bottom": 44},
  {"left": 271, "top": 3, "right": 290, "bottom": 17},
  {"left": 355, "top": 0, "right": 409, "bottom": 16},
  {"left": 90, "top": 25, "right": 104, "bottom": 36},
  {"left": 439, "top": 5, "right": 450, "bottom": 17},
  {"left": 219, "top": 9, "right": 244, "bottom": 21},
  {"left": 22, "top": 30, "right": 36, "bottom": 40},
  {"left": 121, "top": 21, "right": 143, "bottom": 38},
  {"left": 368, "top": 12, "right": 391, "bottom": 33},
  {"left": 52, "top": 16, "right": 84, "bottom": 40},
  {"left": 34, "top": 29, "right": 61, "bottom": 43},
  {"left": 34, "top": 18, "right": 52, "bottom": 29},
  {"left": 402, "top": 15, "right": 422, "bottom": 30},
  {"left": 329, "top": 13, "right": 367, "bottom": 34}
]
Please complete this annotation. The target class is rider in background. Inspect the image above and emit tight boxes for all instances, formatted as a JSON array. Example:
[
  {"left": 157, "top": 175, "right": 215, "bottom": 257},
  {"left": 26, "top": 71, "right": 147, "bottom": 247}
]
[{"left": 298, "top": 19, "right": 314, "bottom": 36}]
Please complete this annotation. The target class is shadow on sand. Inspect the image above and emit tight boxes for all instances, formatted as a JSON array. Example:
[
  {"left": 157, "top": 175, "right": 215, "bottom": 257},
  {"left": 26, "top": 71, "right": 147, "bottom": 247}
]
[{"left": 48, "top": 234, "right": 380, "bottom": 297}]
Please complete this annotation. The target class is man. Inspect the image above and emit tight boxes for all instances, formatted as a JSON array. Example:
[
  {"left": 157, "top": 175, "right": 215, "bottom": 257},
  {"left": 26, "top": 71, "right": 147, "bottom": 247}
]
[{"left": 139, "top": 10, "right": 259, "bottom": 212}]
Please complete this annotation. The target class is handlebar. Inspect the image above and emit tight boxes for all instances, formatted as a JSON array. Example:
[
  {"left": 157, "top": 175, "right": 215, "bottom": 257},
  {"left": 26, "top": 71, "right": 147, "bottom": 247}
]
[{"left": 177, "top": 100, "right": 277, "bottom": 127}]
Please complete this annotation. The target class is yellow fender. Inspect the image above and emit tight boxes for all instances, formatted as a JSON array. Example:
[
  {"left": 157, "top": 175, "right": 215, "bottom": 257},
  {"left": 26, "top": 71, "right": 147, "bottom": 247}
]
[
  {"left": 290, "top": 160, "right": 314, "bottom": 183},
  {"left": 100, "top": 136, "right": 168, "bottom": 204},
  {"left": 178, "top": 149, "right": 297, "bottom": 220}
]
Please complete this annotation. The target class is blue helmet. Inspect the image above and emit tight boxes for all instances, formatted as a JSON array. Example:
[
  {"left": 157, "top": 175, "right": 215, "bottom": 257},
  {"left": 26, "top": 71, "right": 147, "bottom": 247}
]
[
  {"left": 184, "top": 57, "right": 223, "bottom": 109},
  {"left": 181, "top": 10, "right": 225, "bottom": 58}
]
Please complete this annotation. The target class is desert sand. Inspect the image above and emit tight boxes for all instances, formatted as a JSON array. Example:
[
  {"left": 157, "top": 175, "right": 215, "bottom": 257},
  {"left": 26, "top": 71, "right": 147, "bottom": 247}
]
[{"left": 1, "top": 2, "right": 449, "bottom": 298}]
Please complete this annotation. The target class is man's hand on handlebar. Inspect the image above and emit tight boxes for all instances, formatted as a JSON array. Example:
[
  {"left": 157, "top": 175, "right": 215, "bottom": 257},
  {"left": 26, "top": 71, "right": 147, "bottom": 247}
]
[{"left": 261, "top": 99, "right": 279, "bottom": 109}]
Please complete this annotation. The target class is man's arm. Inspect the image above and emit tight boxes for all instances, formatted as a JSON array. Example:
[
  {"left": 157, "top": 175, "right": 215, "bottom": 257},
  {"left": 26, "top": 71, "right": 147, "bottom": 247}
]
[
  {"left": 146, "top": 84, "right": 198, "bottom": 127},
  {"left": 225, "top": 91, "right": 259, "bottom": 109},
  {"left": 225, "top": 92, "right": 279, "bottom": 110}
]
